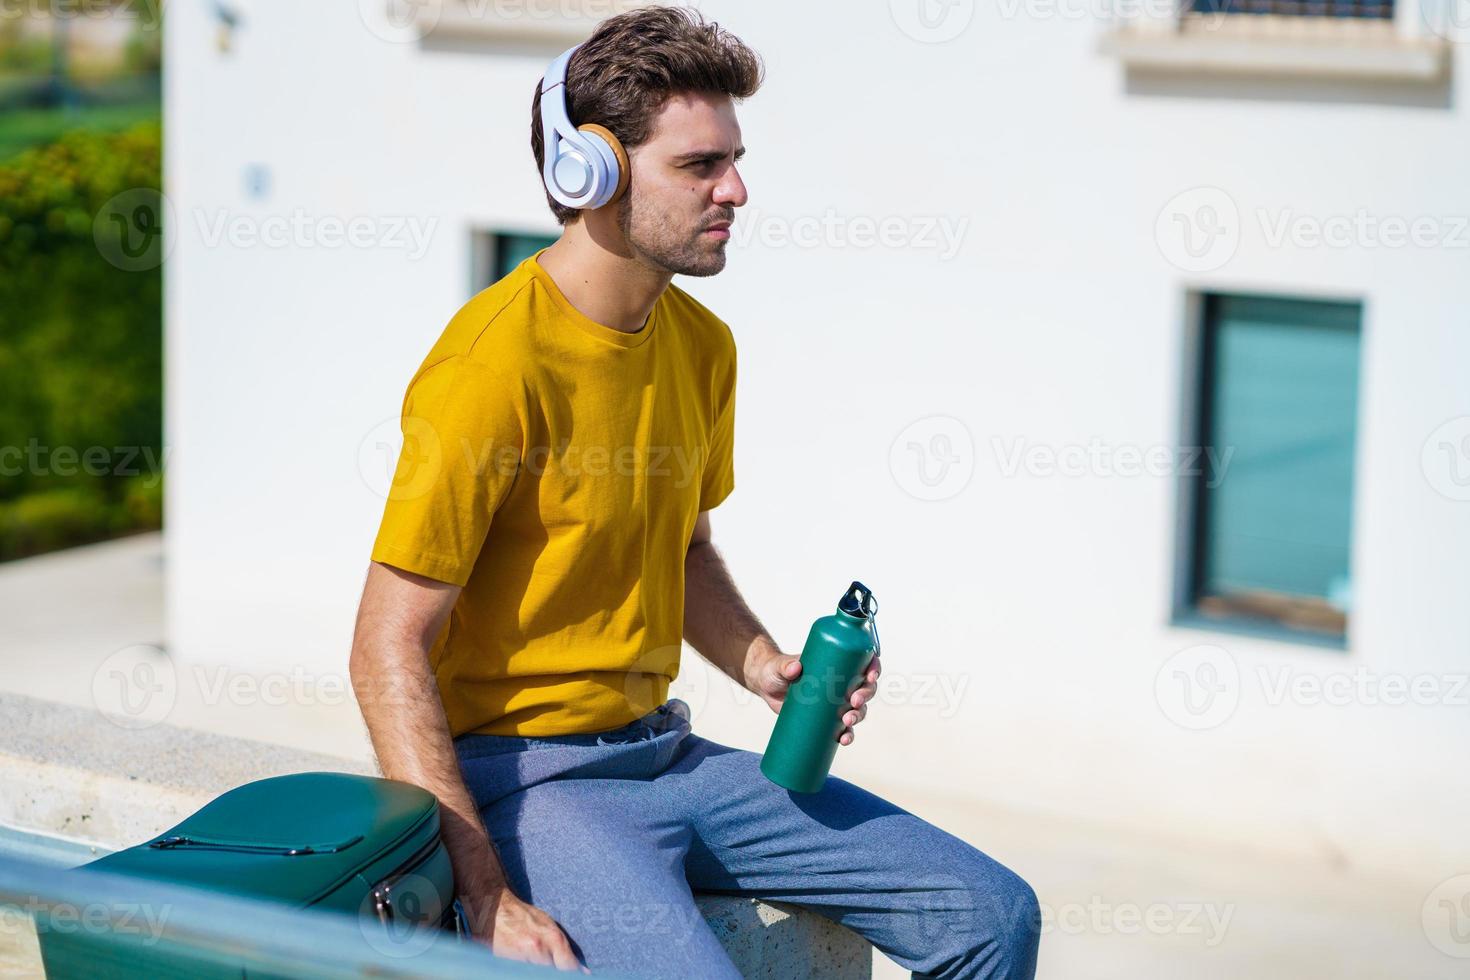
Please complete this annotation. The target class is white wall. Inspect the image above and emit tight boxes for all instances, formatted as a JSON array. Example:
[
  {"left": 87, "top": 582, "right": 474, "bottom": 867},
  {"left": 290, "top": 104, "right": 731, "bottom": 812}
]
[{"left": 166, "top": 1, "right": 1470, "bottom": 884}]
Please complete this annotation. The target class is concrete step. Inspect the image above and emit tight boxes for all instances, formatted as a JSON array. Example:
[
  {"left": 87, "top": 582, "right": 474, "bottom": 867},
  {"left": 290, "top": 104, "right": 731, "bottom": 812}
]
[{"left": 0, "top": 692, "right": 872, "bottom": 978}]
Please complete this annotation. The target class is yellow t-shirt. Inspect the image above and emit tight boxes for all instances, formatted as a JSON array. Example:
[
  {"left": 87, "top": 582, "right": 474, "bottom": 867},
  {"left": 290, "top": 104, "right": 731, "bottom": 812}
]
[{"left": 369, "top": 250, "right": 736, "bottom": 737}]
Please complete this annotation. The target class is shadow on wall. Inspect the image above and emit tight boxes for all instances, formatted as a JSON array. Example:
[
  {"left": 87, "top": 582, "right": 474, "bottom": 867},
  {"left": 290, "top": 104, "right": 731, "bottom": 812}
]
[{"left": 1123, "top": 67, "right": 1453, "bottom": 110}]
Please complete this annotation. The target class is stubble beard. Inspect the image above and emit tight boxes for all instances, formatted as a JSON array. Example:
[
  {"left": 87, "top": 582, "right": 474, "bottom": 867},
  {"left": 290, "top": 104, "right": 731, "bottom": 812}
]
[{"left": 617, "top": 193, "right": 730, "bottom": 279}]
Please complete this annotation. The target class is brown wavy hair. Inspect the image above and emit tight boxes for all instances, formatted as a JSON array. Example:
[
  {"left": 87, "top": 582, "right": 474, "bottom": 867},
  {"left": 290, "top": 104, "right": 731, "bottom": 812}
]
[{"left": 530, "top": 6, "right": 763, "bottom": 225}]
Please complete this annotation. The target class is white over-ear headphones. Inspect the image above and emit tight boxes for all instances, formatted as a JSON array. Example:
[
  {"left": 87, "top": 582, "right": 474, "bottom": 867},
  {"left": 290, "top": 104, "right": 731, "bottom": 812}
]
[{"left": 539, "top": 43, "right": 630, "bottom": 211}]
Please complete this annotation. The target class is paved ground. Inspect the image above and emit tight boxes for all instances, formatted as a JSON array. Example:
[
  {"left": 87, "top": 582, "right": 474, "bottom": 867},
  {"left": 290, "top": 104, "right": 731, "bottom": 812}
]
[
  {"left": 0, "top": 534, "right": 1458, "bottom": 978},
  {"left": 0, "top": 532, "right": 372, "bottom": 760}
]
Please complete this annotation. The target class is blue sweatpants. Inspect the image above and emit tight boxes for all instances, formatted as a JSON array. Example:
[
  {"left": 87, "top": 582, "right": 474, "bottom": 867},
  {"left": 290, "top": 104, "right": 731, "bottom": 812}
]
[{"left": 454, "top": 698, "right": 1039, "bottom": 979}]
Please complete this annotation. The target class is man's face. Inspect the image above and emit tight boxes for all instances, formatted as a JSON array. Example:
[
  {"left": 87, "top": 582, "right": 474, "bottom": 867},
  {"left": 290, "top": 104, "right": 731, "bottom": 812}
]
[{"left": 616, "top": 91, "right": 747, "bottom": 278}]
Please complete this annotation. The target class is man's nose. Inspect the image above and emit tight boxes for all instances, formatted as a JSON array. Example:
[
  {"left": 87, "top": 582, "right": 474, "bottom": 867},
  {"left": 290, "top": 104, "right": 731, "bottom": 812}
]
[{"left": 713, "top": 165, "right": 748, "bottom": 209}]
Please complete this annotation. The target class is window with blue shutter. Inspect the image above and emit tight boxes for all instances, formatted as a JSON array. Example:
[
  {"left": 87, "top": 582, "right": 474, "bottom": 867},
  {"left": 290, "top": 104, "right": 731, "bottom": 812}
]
[{"left": 1184, "top": 293, "right": 1362, "bottom": 643}]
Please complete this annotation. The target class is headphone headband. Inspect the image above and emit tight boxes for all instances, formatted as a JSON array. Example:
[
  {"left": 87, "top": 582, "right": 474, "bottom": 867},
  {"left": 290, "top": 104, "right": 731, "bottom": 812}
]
[
  {"left": 539, "top": 42, "right": 624, "bottom": 212},
  {"left": 542, "top": 45, "right": 575, "bottom": 95}
]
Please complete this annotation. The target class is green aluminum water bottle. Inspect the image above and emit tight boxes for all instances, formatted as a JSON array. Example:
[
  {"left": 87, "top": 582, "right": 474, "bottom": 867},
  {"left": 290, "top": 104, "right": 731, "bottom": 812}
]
[{"left": 760, "top": 581, "right": 881, "bottom": 794}]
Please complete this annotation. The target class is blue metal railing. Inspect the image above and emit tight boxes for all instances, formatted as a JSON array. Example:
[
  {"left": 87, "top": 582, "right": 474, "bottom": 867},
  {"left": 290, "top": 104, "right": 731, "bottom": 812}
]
[{"left": 0, "top": 853, "right": 585, "bottom": 979}]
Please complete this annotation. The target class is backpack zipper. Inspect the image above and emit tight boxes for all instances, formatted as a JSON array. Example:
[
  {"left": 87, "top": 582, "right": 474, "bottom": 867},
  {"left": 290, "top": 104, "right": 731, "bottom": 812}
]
[
  {"left": 370, "top": 834, "right": 443, "bottom": 925},
  {"left": 148, "top": 833, "right": 364, "bottom": 856}
]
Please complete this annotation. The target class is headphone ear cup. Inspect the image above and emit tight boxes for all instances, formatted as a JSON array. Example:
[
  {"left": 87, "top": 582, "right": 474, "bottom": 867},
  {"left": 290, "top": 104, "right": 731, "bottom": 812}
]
[
  {"left": 548, "top": 135, "right": 596, "bottom": 205},
  {"left": 577, "top": 123, "right": 630, "bottom": 207}
]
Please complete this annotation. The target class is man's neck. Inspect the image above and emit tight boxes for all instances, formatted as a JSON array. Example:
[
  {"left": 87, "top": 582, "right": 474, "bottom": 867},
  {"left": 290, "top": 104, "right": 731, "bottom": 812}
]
[{"left": 537, "top": 224, "right": 673, "bottom": 334}]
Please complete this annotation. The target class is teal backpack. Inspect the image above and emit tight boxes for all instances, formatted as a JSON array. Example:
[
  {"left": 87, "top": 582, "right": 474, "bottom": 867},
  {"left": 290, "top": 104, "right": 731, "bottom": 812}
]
[{"left": 36, "top": 771, "right": 463, "bottom": 977}]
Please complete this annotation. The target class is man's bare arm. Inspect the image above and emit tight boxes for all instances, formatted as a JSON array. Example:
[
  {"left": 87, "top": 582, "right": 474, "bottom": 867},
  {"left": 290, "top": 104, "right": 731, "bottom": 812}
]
[
  {"left": 682, "top": 512, "right": 880, "bottom": 743},
  {"left": 348, "top": 561, "right": 585, "bottom": 971},
  {"left": 682, "top": 510, "right": 780, "bottom": 692}
]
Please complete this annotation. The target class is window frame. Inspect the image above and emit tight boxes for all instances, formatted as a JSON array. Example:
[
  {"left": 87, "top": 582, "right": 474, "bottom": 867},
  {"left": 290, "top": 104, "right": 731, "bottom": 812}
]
[
  {"left": 1098, "top": 0, "right": 1450, "bottom": 84},
  {"left": 469, "top": 229, "right": 559, "bottom": 294},
  {"left": 1170, "top": 289, "right": 1364, "bottom": 651},
  {"left": 1184, "top": 0, "right": 1396, "bottom": 21}
]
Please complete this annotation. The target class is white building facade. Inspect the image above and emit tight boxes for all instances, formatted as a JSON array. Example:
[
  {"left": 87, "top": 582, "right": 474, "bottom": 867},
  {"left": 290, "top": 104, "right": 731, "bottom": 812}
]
[{"left": 164, "top": 0, "right": 1470, "bottom": 887}]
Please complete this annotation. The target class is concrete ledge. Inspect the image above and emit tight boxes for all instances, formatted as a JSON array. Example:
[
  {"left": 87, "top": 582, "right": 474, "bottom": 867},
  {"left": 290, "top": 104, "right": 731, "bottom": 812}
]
[
  {"left": 415, "top": 0, "right": 642, "bottom": 46},
  {"left": 697, "top": 896, "right": 873, "bottom": 978},
  {"left": 0, "top": 691, "right": 373, "bottom": 846},
  {"left": 0, "top": 692, "right": 873, "bottom": 977},
  {"left": 1100, "top": 16, "right": 1450, "bottom": 82}
]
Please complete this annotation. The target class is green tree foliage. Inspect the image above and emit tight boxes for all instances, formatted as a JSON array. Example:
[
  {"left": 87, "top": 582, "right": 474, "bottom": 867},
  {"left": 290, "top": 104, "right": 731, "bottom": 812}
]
[{"left": 0, "top": 120, "right": 162, "bottom": 560}]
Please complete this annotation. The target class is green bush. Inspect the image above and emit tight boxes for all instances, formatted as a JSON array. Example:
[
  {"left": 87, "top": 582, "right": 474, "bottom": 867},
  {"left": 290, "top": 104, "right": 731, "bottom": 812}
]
[
  {"left": 0, "top": 475, "right": 164, "bottom": 562},
  {"left": 0, "top": 120, "right": 162, "bottom": 562},
  {"left": 0, "top": 21, "right": 51, "bottom": 77},
  {"left": 0, "top": 486, "right": 110, "bottom": 561},
  {"left": 120, "top": 471, "right": 164, "bottom": 528}
]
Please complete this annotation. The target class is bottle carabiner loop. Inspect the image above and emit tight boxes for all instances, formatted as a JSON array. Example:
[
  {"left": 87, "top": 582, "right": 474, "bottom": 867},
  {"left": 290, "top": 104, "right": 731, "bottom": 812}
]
[{"left": 838, "top": 581, "right": 880, "bottom": 656}]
